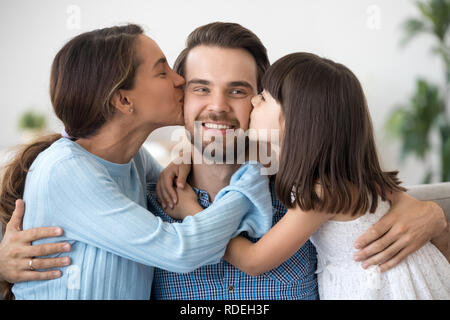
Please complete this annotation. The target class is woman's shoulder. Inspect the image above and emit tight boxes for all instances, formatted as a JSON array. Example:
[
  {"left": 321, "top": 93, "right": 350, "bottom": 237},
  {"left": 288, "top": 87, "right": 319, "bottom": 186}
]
[
  {"left": 24, "top": 138, "right": 112, "bottom": 206},
  {"left": 135, "top": 145, "right": 163, "bottom": 182},
  {"left": 33, "top": 138, "right": 107, "bottom": 176},
  {"left": 33, "top": 138, "right": 78, "bottom": 164}
]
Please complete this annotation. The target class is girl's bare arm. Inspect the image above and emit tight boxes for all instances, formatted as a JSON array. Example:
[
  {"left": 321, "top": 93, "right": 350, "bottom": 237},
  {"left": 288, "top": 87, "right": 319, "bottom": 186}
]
[{"left": 223, "top": 205, "right": 332, "bottom": 276}]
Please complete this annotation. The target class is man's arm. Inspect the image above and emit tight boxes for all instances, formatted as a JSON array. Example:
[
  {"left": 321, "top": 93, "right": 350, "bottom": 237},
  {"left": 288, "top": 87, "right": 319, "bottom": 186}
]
[
  {"left": 430, "top": 222, "right": 450, "bottom": 262},
  {"left": 353, "top": 191, "right": 448, "bottom": 272},
  {"left": 407, "top": 182, "right": 450, "bottom": 262},
  {"left": 0, "top": 200, "right": 71, "bottom": 284}
]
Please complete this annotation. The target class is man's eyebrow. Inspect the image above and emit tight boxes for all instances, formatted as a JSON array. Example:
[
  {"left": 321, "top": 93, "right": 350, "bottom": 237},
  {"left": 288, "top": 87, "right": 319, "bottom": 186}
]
[
  {"left": 152, "top": 57, "right": 166, "bottom": 69},
  {"left": 186, "top": 79, "right": 254, "bottom": 89},
  {"left": 228, "top": 81, "right": 254, "bottom": 90},
  {"left": 187, "top": 79, "right": 210, "bottom": 86}
]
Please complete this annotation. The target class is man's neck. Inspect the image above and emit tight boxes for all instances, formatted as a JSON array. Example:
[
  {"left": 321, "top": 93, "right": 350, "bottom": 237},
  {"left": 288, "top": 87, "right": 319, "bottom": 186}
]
[{"left": 188, "top": 147, "right": 241, "bottom": 202}]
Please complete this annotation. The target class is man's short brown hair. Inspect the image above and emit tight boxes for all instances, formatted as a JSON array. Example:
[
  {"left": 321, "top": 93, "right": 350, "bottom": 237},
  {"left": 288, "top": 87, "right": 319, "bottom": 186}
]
[{"left": 174, "top": 22, "right": 269, "bottom": 92}]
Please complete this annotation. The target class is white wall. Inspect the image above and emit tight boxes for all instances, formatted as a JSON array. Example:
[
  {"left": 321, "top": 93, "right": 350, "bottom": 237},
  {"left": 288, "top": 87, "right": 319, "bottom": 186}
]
[{"left": 0, "top": 0, "right": 444, "bottom": 185}]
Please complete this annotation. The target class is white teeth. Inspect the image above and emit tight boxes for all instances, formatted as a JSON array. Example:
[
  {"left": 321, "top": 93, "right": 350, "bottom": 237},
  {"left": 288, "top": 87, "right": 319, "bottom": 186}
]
[{"left": 203, "top": 123, "right": 233, "bottom": 130}]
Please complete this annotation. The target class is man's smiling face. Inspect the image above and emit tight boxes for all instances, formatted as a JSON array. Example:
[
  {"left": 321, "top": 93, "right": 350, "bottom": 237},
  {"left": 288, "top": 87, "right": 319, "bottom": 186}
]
[{"left": 182, "top": 45, "right": 258, "bottom": 152}]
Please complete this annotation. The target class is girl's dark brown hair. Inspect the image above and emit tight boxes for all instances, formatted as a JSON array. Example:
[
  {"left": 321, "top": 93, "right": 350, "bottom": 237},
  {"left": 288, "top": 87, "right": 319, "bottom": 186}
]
[
  {"left": 0, "top": 24, "right": 144, "bottom": 300},
  {"left": 265, "top": 53, "right": 406, "bottom": 215}
]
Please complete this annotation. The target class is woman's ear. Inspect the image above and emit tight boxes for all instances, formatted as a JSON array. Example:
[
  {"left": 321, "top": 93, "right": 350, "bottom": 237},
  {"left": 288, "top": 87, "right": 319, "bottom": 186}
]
[{"left": 111, "top": 90, "right": 135, "bottom": 115}]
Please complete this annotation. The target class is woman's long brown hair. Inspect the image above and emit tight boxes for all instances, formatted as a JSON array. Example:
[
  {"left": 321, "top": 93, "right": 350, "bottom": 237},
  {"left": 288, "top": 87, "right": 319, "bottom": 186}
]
[
  {"left": 264, "top": 53, "right": 406, "bottom": 215},
  {"left": 0, "top": 24, "right": 144, "bottom": 299}
]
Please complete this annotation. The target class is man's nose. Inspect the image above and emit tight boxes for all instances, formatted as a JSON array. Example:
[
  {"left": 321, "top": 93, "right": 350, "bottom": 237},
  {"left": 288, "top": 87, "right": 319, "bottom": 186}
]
[{"left": 207, "top": 92, "right": 230, "bottom": 113}]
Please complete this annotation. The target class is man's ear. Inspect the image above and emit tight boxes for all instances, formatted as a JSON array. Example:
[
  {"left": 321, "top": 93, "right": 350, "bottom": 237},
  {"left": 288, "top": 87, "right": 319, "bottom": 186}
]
[{"left": 111, "top": 90, "right": 134, "bottom": 115}]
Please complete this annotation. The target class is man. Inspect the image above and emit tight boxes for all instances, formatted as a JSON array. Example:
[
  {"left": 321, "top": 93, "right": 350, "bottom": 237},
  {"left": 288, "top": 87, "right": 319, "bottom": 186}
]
[
  {"left": 0, "top": 22, "right": 448, "bottom": 299},
  {"left": 148, "top": 22, "right": 449, "bottom": 299}
]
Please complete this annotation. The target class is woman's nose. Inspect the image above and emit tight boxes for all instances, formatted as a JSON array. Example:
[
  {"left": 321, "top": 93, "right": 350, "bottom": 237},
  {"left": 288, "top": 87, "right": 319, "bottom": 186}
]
[{"left": 172, "top": 69, "right": 185, "bottom": 88}]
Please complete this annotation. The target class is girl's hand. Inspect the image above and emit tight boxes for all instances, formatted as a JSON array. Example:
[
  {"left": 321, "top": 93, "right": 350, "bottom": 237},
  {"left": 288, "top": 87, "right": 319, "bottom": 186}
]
[
  {"left": 164, "top": 183, "right": 202, "bottom": 220},
  {"left": 156, "top": 161, "right": 191, "bottom": 210}
]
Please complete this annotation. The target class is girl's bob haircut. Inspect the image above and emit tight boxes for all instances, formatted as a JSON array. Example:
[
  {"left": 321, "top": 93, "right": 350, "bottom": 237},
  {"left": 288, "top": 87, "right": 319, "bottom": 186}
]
[{"left": 263, "top": 52, "right": 406, "bottom": 215}]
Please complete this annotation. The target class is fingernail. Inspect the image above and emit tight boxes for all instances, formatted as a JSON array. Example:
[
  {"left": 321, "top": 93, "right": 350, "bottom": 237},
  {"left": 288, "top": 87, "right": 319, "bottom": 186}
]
[
  {"left": 172, "top": 198, "right": 177, "bottom": 204},
  {"left": 63, "top": 243, "right": 71, "bottom": 251},
  {"left": 169, "top": 203, "right": 174, "bottom": 209},
  {"left": 53, "top": 271, "right": 62, "bottom": 277},
  {"left": 362, "top": 262, "right": 369, "bottom": 269},
  {"left": 354, "top": 242, "right": 361, "bottom": 249},
  {"left": 354, "top": 254, "right": 360, "bottom": 261},
  {"left": 54, "top": 228, "right": 63, "bottom": 236},
  {"left": 62, "top": 257, "right": 70, "bottom": 264}
]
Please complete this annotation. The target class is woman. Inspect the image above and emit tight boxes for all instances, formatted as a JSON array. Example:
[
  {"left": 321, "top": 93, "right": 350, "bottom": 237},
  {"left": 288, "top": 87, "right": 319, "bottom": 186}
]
[{"left": 0, "top": 24, "right": 272, "bottom": 299}]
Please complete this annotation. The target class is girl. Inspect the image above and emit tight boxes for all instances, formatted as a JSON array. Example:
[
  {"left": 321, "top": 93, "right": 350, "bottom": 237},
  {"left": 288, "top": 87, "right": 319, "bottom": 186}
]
[{"left": 223, "top": 52, "right": 450, "bottom": 299}]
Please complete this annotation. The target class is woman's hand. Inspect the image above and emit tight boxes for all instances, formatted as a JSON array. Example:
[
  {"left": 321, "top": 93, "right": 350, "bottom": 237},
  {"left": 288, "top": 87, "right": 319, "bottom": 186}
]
[
  {"left": 156, "top": 161, "right": 191, "bottom": 210},
  {"left": 0, "top": 200, "right": 71, "bottom": 283},
  {"left": 353, "top": 192, "right": 447, "bottom": 272},
  {"left": 164, "top": 183, "right": 202, "bottom": 220}
]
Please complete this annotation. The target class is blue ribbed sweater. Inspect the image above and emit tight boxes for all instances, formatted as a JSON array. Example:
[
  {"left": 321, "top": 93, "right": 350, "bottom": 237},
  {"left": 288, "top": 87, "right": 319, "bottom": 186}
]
[{"left": 12, "top": 138, "right": 272, "bottom": 299}]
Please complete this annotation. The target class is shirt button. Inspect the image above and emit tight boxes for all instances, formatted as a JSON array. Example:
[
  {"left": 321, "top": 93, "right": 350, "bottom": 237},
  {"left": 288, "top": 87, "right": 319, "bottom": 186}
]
[{"left": 228, "top": 285, "right": 234, "bottom": 292}]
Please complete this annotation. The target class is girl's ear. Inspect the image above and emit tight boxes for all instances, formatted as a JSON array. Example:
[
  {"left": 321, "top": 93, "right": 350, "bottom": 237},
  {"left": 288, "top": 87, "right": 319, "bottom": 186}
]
[{"left": 111, "top": 90, "right": 134, "bottom": 115}]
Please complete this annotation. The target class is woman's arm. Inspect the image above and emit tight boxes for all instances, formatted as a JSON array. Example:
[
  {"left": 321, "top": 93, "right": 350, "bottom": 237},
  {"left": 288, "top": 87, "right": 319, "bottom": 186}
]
[
  {"left": 224, "top": 206, "right": 331, "bottom": 276},
  {"left": 42, "top": 158, "right": 271, "bottom": 274},
  {"left": 140, "top": 147, "right": 164, "bottom": 184}
]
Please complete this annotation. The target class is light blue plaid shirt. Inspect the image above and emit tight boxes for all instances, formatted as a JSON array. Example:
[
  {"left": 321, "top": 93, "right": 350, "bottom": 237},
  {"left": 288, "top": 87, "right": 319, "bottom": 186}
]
[{"left": 148, "top": 178, "right": 319, "bottom": 300}]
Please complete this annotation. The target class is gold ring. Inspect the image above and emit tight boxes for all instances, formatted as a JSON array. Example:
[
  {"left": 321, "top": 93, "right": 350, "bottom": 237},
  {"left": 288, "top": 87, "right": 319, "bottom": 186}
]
[{"left": 29, "top": 259, "right": 35, "bottom": 271}]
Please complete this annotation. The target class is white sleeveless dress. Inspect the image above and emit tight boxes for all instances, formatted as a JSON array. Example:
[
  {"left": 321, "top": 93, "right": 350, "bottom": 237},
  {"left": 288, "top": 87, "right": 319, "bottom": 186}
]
[{"left": 309, "top": 199, "right": 450, "bottom": 300}]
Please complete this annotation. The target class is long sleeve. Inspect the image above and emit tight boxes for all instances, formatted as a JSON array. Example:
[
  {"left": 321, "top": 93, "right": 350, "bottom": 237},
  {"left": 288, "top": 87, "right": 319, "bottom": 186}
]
[
  {"left": 138, "top": 147, "right": 163, "bottom": 184},
  {"left": 217, "top": 162, "right": 274, "bottom": 239},
  {"left": 42, "top": 156, "right": 272, "bottom": 273}
]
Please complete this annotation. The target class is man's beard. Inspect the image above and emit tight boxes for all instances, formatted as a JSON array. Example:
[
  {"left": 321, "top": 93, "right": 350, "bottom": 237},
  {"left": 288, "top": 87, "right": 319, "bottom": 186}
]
[{"left": 187, "top": 112, "right": 247, "bottom": 163}]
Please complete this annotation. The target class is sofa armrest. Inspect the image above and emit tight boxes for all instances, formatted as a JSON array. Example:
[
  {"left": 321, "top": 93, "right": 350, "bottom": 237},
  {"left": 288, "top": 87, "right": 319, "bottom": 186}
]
[{"left": 406, "top": 183, "right": 450, "bottom": 221}]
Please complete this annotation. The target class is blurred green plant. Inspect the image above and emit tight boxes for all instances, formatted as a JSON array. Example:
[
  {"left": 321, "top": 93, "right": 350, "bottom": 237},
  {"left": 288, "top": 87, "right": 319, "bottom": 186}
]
[
  {"left": 18, "top": 110, "right": 47, "bottom": 131},
  {"left": 386, "top": 0, "right": 450, "bottom": 183}
]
